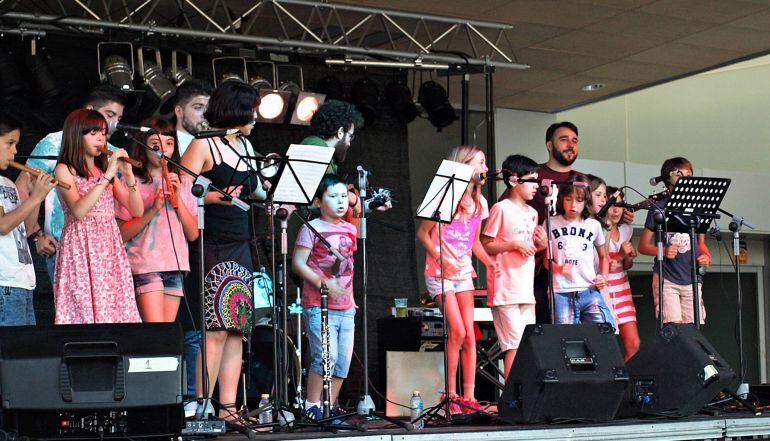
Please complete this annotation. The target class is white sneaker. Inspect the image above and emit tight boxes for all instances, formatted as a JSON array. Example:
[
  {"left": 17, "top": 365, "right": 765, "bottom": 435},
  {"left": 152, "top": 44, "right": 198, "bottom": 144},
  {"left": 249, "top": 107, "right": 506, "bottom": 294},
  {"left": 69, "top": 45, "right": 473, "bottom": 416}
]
[{"left": 184, "top": 401, "right": 198, "bottom": 418}]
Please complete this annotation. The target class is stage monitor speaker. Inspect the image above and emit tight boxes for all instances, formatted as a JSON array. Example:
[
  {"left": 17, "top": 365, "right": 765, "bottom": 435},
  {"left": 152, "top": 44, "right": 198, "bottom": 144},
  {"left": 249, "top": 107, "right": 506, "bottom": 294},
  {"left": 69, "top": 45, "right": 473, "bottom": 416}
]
[
  {"left": 0, "top": 323, "right": 184, "bottom": 439},
  {"left": 619, "top": 323, "right": 735, "bottom": 417},
  {"left": 499, "top": 323, "right": 628, "bottom": 423}
]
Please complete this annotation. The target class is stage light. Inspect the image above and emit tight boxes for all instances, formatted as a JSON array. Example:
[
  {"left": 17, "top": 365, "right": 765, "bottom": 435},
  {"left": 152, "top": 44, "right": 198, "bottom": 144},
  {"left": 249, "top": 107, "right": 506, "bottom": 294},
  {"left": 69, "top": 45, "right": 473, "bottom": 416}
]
[
  {"left": 98, "top": 42, "right": 134, "bottom": 91},
  {"left": 419, "top": 80, "right": 456, "bottom": 130},
  {"left": 167, "top": 50, "right": 194, "bottom": 86},
  {"left": 212, "top": 57, "right": 248, "bottom": 86},
  {"left": 250, "top": 76, "right": 272, "bottom": 90},
  {"left": 256, "top": 89, "right": 291, "bottom": 123},
  {"left": 137, "top": 47, "right": 177, "bottom": 115},
  {"left": 384, "top": 81, "right": 417, "bottom": 124},
  {"left": 279, "top": 81, "right": 301, "bottom": 95},
  {"left": 351, "top": 77, "right": 380, "bottom": 127},
  {"left": 290, "top": 91, "right": 326, "bottom": 125},
  {"left": 315, "top": 75, "right": 344, "bottom": 101}
]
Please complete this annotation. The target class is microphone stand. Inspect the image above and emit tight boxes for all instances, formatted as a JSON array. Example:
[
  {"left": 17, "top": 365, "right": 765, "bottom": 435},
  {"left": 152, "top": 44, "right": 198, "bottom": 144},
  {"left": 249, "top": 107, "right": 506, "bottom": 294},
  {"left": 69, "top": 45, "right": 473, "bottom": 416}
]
[
  {"left": 127, "top": 133, "right": 249, "bottom": 434},
  {"left": 539, "top": 183, "right": 556, "bottom": 324},
  {"left": 718, "top": 208, "right": 755, "bottom": 398}
]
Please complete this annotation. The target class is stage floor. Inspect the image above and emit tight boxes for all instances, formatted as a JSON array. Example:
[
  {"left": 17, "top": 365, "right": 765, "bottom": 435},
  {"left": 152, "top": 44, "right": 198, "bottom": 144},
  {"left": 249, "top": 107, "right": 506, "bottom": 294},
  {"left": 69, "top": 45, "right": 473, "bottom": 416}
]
[{"left": 217, "top": 412, "right": 770, "bottom": 441}]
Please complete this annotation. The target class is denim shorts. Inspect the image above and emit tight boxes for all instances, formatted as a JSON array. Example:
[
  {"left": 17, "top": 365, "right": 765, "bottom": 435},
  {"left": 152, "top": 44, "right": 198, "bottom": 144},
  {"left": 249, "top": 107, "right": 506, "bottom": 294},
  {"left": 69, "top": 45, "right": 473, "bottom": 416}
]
[
  {"left": 0, "top": 286, "right": 36, "bottom": 326},
  {"left": 303, "top": 307, "right": 356, "bottom": 378},
  {"left": 424, "top": 276, "right": 475, "bottom": 299},
  {"left": 554, "top": 287, "right": 616, "bottom": 331},
  {"left": 133, "top": 271, "right": 184, "bottom": 297}
]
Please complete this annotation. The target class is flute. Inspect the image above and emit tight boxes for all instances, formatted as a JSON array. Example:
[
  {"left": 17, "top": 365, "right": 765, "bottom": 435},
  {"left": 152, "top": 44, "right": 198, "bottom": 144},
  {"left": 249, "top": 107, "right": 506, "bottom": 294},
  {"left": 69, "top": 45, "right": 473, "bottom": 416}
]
[
  {"left": 95, "top": 146, "right": 142, "bottom": 168},
  {"left": 9, "top": 161, "right": 71, "bottom": 190},
  {"left": 161, "top": 160, "right": 179, "bottom": 209}
]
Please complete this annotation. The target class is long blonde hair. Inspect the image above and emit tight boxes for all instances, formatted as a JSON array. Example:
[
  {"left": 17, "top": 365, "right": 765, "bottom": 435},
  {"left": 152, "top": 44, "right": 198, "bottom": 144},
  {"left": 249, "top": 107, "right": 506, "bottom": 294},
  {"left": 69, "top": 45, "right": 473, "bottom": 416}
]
[{"left": 447, "top": 145, "right": 484, "bottom": 217}]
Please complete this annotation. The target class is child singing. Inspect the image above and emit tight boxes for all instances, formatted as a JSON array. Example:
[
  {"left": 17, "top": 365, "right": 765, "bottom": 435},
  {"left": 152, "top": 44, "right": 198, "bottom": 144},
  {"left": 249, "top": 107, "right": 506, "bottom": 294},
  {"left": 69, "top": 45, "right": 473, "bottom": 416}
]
[
  {"left": 292, "top": 174, "right": 358, "bottom": 420},
  {"left": 416, "top": 145, "right": 494, "bottom": 413},
  {"left": 481, "top": 154, "right": 546, "bottom": 379},
  {"left": 546, "top": 175, "right": 614, "bottom": 329},
  {"left": 53, "top": 109, "right": 143, "bottom": 324},
  {"left": 117, "top": 117, "right": 198, "bottom": 323},
  {"left": 602, "top": 186, "right": 640, "bottom": 360}
]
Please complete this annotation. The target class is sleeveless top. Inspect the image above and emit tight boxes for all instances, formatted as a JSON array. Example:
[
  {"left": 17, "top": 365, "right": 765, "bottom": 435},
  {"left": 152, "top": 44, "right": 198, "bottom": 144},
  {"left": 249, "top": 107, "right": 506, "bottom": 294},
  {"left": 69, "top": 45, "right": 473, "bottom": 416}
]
[{"left": 202, "top": 136, "right": 261, "bottom": 242}]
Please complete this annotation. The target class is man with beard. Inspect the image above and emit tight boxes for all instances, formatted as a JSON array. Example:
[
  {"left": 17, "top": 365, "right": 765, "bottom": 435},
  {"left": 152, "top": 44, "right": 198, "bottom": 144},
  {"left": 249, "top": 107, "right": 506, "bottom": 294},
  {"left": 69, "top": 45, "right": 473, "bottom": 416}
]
[
  {"left": 301, "top": 100, "right": 363, "bottom": 176},
  {"left": 173, "top": 80, "right": 213, "bottom": 156}
]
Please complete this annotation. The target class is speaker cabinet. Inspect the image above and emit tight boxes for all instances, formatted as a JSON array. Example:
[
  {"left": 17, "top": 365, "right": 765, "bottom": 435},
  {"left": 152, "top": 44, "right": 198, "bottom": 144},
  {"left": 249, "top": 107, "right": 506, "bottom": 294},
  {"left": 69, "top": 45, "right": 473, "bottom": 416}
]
[
  {"left": 0, "top": 323, "right": 184, "bottom": 439},
  {"left": 619, "top": 323, "right": 735, "bottom": 417},
  {"left": 499, "top": 323, "right": 628, "bottom": 423}
]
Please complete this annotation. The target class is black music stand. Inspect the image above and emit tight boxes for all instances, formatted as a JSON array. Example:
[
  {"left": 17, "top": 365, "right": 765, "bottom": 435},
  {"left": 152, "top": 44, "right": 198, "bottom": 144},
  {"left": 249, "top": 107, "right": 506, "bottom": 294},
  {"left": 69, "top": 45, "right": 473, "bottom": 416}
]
[
  {"left": 415, "top": 159, "right": 475, "bottom": 425},
  {"left": 663, "top": 176, "right": 731, "bottom": 329}
]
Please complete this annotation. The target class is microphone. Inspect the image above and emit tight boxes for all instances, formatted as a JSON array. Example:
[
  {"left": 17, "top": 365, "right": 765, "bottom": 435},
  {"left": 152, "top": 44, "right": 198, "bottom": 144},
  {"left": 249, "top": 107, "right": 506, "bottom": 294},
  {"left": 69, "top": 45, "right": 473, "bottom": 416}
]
[
  {"left": 194, "top": 128, "right": 242, "bottom": 139},
  {"left": 596, "top": 194, "right": 617, "bottom": 219},
  {"left": 707, "top": 225, "right": 722, "bottom": 242},
  {"left": 480, "top": 170, "right": 503, "bottom": 181},
  {"left": 109, "top": 120, "right": 154, "bottom": 133},
  {"left": 650, "top": 175, "right": 666, "bottom": 186}
]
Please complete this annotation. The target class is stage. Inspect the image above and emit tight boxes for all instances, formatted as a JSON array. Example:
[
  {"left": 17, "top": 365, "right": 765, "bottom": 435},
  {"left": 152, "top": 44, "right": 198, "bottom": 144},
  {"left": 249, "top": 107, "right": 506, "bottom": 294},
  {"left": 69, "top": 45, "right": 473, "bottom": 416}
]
[{"left": 218, "top": 412, "right": 770, "bottom": 441}]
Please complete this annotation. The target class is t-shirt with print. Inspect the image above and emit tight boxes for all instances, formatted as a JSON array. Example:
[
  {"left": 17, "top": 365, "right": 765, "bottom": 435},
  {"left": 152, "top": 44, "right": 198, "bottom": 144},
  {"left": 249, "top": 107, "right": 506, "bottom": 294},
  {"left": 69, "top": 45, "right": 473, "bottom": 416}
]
[
  {"left": 643, "top": 197, "right": 701, "bottom": 285},
  {"left": 483, "top": 199, "right": 537, "bottom": 306},
  {"left": 0, "top": 176, "right": 35, "bottom": 289},
  {"left": 424, "top": 195, "right": 488, "bottom": 281},
  {"left": 115, "top": 175, "right": 197, "bottom": 274},
  {"left": 548, "top": 215, "right": 605, "bottom": 293},
  {"left": 26, "top": 131, "right": 117, "bottom": 241},
  {"left": 295, "top": 218, "right": 357, "bottom": 310}
]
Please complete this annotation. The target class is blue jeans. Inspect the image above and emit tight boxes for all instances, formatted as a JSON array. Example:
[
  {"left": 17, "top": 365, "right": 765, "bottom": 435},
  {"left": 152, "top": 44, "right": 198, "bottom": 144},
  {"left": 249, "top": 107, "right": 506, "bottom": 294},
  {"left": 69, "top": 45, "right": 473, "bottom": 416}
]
[
  {"left": 303, "top": 307, "right": 355, "bottom": 378},
  {"left": 554, "top": 287, "right": 616, "bottom": 331},
  {"left": 0, "top": 286, "right": 36, "bottom": 326},
  {"left": 46, "top": 254, "right": 57, "bottom": 283},
  {"left": 184, "top": 330, "right": 201, "bottom": 398}
]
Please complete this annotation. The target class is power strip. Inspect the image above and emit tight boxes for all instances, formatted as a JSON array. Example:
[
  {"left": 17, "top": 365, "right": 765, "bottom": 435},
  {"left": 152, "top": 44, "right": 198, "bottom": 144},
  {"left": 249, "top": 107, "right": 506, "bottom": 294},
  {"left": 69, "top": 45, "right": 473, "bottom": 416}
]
[{"left": 182, "top": 419, "right": 227, "bottom": 435}]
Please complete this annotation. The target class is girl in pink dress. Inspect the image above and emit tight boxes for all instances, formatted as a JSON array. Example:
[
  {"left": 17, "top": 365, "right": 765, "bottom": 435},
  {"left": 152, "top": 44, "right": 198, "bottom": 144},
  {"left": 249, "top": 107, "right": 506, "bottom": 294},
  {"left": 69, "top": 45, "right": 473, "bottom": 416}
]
[
  {"left": 416, "top": 145, "right": 495, "bottom": 413},
  {"left": 53, "top": 109, "right": 144, "bottom": 324}
]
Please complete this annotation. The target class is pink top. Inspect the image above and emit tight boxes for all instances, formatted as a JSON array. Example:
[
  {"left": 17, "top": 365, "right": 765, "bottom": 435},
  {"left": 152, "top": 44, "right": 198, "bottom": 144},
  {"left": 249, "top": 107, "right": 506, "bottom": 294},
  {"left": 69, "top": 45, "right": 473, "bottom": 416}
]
[
  {"left": 424, "top": 194, "right": 488, "bottom": 280},
  {"left": 115, "top": 176, "right": 196, "bottom": 274},
  {"left": 295, "top": 218, "right": 357, "bottom": 310},
  {"left": 483, "top": 199, "right": 538, "bottom": 306}
]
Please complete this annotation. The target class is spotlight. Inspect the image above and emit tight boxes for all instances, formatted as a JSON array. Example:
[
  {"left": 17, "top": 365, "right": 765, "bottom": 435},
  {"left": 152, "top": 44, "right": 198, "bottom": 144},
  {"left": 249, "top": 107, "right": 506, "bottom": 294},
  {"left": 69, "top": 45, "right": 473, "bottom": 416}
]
[
  {"left": 351, "top": 77, "right": 380, "bottom": 126},
  {"left": 137, "top": 47, "right": 177, "bottom": 115},
  {"left": 249, "top": 76, "right": 272, "bottom": 90},
  {"left": 279, "top": 81, "right": 301, "bottom": 95},
  {"left": 167, "top": 50, "right": 194, "bottom": 86},
  {"left": 98, "top": 42, "right": 134, "bottom": 91},
  {"left": 316, "top": 76, "right": 344, "bottom": 101},
  {"left": 419, "top": 80, "right": 456, "bottom": 130},
  {"left": 257, "top": 89, "right": 291, "bottom": 123},
  {"left": 384, "top": 81, "right": 417, "bottom": 124},
  {"left": 290, "top": 91, "right": 326, "bottom": 125},
  {"left": 212, "top": 57, "right": 248, "bottom": 86}
]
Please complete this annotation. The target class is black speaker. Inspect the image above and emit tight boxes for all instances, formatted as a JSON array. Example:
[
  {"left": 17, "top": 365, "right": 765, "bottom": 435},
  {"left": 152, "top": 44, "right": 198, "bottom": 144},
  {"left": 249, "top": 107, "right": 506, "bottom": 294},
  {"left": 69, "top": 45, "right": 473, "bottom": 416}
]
[
  {"left": 0, "top": 323, "right": 184, "bottom": 439},
  {"left": 619, "top": 323, "right": 735, "bottom": 417},
  {"left": 499, "top": 323, "right": 628, "bottom": 423}
]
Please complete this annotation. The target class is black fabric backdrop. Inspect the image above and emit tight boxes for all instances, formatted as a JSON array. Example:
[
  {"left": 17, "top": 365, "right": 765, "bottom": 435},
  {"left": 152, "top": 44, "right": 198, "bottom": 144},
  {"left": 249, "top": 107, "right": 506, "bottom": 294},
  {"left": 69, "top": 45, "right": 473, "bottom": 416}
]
[{"left": 1, "top": 35, "right": 419, "bottom": 406}]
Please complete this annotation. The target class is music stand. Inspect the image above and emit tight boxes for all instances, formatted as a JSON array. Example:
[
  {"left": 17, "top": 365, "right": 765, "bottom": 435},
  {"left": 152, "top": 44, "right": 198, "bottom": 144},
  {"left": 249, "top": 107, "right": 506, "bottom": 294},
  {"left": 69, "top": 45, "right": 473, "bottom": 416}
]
[
  {"left": 415, "top": 159, "right": 474, "bottom": 424},
  {"left": 663, "top": 176, "right": 731, "bottom": 329},
  {"left": 267, "top": 144, "right": 334, "bottom": 425}
]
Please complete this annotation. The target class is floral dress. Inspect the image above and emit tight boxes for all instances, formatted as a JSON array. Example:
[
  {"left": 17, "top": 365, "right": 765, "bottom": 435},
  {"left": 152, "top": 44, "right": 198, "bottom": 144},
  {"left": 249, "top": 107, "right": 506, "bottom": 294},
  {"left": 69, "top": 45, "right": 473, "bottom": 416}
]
[{"left": 54, "top": 174, "right": 141, "bottom": 324}]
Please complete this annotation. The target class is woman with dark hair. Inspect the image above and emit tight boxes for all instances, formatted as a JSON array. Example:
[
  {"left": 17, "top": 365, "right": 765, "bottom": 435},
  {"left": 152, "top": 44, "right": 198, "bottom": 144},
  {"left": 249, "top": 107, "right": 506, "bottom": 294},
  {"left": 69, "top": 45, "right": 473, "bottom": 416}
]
[
  {"left": 180, "top": 80, "right": 267, "bottom": 419},
  {"left": 117, "top": 117, "right": 199, "bottom": 323}
]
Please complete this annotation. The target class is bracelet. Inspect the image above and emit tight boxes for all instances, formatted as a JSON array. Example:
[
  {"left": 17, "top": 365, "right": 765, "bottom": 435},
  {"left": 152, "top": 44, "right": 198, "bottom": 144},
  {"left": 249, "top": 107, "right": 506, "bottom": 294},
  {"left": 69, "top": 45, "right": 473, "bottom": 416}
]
[{"left": 127, "top": 182, "right": 138, "bottom": 191}]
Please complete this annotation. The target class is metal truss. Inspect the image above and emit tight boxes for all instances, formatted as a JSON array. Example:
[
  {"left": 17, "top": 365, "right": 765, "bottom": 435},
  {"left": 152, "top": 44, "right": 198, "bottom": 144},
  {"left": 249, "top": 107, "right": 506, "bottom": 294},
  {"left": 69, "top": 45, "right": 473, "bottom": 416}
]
[{"left": 0, "top": 0, "right": 528, "bottom": 70}]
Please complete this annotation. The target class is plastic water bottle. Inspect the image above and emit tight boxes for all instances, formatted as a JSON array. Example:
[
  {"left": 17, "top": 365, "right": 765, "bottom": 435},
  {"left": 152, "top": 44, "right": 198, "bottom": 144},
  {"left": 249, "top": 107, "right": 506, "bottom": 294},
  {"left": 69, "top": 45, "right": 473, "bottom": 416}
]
[
  {"left": 410, "top": 390, "right": 424, "bottom": 430},
  {"left": 258, "top": 394, "right": 272, "bottom": 429}
]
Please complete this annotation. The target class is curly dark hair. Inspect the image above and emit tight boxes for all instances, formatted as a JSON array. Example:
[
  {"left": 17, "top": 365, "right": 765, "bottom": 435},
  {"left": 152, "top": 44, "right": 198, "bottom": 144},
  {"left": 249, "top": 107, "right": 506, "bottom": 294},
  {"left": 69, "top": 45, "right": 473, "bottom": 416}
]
[{"left": 310, "top": 99, "right": 364, "bottom": 139}]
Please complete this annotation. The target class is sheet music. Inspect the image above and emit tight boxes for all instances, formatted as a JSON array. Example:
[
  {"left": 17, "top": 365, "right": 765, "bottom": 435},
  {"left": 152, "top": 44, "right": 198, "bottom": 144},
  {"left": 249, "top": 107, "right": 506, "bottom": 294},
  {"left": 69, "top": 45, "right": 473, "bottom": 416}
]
[
  {"left": 272, "top": 144, "right": 335, "bottom": 204},
  {"left": 416, "top": 160, "right": 474, "bottom": 223}
]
